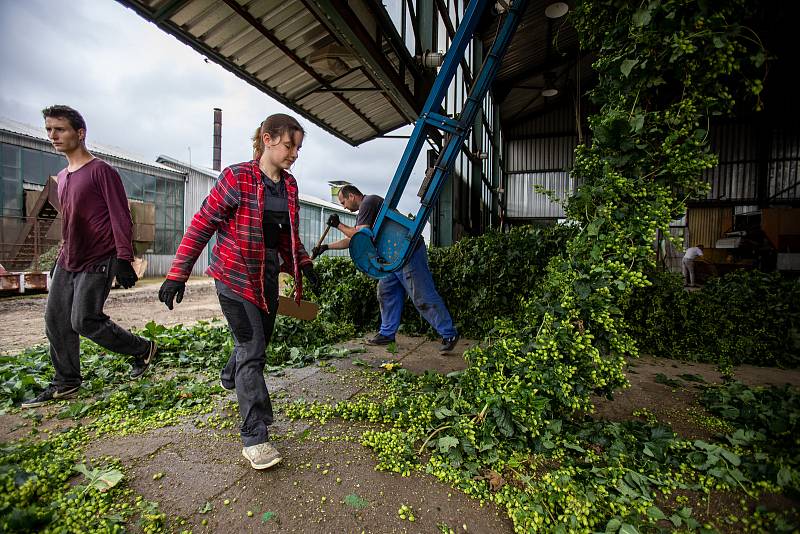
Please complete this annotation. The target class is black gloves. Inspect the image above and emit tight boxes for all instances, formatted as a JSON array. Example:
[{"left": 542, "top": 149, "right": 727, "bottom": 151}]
[
  {"left": 311, "top": 244, "right": 329, "bottom": 260},
  {"left": 159, "top": 279, "right": 186, "bottom": 310},
  {"left": 326, "top": 213, "right": 340, "bottom": 228},
  {"left": 302, "top": 263, "right": 321, "bottom": 294},
  {"left": 116, "top": 259, "right": 138, "bottom": 289}
]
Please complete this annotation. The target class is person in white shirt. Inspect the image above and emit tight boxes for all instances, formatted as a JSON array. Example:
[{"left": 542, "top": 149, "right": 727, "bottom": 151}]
[{"left": 682, "top": 244, "right": 705, "bottom": 287}]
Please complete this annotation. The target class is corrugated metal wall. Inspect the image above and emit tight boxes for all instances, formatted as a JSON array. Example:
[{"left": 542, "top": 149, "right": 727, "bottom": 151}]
[
  {"left": 145, "top": 161, "right": 215, "bottom": 277},
  {"left": 700, "top": 124, "right": 800, "bottom": 202},
  {"left": 687, "top": 207, "right": 733, "bottom": 249},
  {"left": 504, "top": 105, "right": 578, "bottom": 219},
  {"left": 701, "top": 123, "right": 758, "bottom": 201},
  {"left": 770, "top": 129, "right": 800, "bottom": 201},
  {"left": 297, "top": 202, "right": 355, "bottom": 258},
  {"left": 183, "top": 167, "right": 214, "bottom": 276},
  {"left": 506, "top": 172, "right": 572, "bottom": 218}
]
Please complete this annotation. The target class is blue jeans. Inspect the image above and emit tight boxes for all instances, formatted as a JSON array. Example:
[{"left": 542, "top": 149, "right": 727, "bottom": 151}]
[{"left": 377, "top": 242, "right": 457, "bottom": 339}]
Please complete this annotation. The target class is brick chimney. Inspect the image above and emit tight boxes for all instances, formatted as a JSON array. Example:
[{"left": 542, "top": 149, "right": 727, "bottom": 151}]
[{"left": 213, "top": 108, "right": 222, "bottom": 171}]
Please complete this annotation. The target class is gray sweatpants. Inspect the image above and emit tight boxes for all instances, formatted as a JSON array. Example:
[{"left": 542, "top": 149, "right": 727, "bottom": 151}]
[{"left": 45, "top": 256, "right": 150, "bottom": 387}]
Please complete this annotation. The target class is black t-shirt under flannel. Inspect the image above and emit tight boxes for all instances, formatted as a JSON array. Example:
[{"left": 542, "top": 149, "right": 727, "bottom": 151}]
[{"left": 262, "top": 173, "right": 289, "bottom": 249}]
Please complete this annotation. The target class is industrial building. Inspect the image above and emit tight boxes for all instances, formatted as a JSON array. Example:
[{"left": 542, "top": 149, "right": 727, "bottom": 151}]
[
  {"left": 0, "top": 117, "right": 354, "bottom": 284},
  {"left": 115, "top": 0, "right": 798, "bottom": 276}
]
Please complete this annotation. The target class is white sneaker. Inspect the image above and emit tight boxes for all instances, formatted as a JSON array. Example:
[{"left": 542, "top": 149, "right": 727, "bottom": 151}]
[{"left": 242, "top": 442, "right": 282, "bottom": 470}]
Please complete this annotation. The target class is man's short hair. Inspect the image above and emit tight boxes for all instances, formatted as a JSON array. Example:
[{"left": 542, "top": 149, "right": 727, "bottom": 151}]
[
  {"left": 42, "top": 105, "right": 86, "bottom": 132},
  {"left": 339, "top": 185, "right": 363, "bottom": 198}
]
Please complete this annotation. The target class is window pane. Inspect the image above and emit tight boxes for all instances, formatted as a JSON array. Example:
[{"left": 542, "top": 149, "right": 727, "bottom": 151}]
[
  {"left": 22, "top": 148, "right": 45, "bottom": 185},
  {"left": 3, "top": 178, "right": 22, "bottom": 215},
  {"left": 44, "top": 152, "right": 65, "bottom": 179}
]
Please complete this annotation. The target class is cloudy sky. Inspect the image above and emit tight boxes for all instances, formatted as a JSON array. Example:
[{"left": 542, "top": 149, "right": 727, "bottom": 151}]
[{"left": 0, "top": 0, "right": 427, "bottom": 215}]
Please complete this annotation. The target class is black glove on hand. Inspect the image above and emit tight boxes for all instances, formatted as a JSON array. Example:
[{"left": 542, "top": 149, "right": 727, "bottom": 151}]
[
  {"left": 116, "top": 259, "right": 138, "bottom": 289},
  {"left": 311, "top": 244, "right": 329, "bottom": 260},
  {"left": 302, "top": 264, "right": 321, "bottom": 295},
  {"left": 159, "top": 279, "right": 186, "bottom": 310},
  {"left": 326, "top": 213, "right": 340, "bottom": 228}
]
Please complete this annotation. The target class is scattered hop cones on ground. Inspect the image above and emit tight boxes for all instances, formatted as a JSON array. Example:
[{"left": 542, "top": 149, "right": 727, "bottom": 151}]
[{"left": 397, "top": 503, "right": 415, "bottom": 522}]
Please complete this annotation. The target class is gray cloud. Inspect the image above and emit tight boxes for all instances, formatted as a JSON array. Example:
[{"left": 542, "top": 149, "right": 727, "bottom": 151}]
[{"left": 0, "top": 0, "right": 428, "bottom": 219}]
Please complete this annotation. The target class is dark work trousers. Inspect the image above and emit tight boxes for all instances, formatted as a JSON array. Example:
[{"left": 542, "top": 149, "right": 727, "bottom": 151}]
[
  {"left": 45, "top": 257, "right": 151, "bottom": 388},
  {"left": 216, "top": 249, "right": 280, "bottom": 447}
]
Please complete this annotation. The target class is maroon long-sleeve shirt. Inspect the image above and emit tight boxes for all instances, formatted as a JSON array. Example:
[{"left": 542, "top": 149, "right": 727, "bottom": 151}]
[{"left": 56, "top": 158, "right": 134, "bottom": 272}]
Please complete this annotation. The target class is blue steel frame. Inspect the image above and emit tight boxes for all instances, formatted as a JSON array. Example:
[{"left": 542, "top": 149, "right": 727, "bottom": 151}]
[{"left": 350, "top": 0, "right": 529, "bottom": 278}]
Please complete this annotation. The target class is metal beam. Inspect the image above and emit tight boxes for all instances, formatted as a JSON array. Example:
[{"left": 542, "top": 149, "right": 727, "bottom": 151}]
[
  {"left": 153, "top": 0, "right": 192, "bottom": 22},
  {"left": 350, "top": 0, "right": 528, "bottom": 276},
  {"left": 494, "top": 48, "right": 583, "bottom": 102},
  {"left": 302, "top": 0, "right": 421, "bottom": 120},
  {"left": 220, "top": 0, "right": 382, "bottom": 136},
  {"left": 294, "top": 0, "right": 412, "bottom": 123}
]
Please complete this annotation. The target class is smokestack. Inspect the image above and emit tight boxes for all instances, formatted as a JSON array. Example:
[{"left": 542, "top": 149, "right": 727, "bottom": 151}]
[{"left": 212, "top": 108, "right": 222, "bottom": 171}]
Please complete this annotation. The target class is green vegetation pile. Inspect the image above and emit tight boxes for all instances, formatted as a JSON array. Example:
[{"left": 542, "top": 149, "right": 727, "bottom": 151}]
[
  {"left": 625, "top": 270, "right": 800, "bottom": 370},
  {"left": 287, "top": 0, "right": 798, "bottom": 532}
]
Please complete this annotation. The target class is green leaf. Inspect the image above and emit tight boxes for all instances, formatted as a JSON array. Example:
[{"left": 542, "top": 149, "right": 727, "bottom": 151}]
[
  {"left": 261, "top": 511, "right": 275, "bottom": 523},
  {"left": 199, "top": 501, "right": 212, "bottom": 514},
  {"left": 630, "top": 113, "right": 645, "bottom": 133},
  {"left": 647, "top": 505, "right": 666, "bottom": 520},
  {"left": 632, "top": 8, "right": 652, "bottom": 27},
  {"left": 587, "top": 218, "right": 605, "bottom": 236},
  {"left": 777, "top": 466, "right": 791, "bottom": 487},
  {"left": 437, "top": 436, "right": 459, "bottom": 452},
  {"left": 546, "top": 419, "right": 562, "bottom": 433},
  {"left": 719, "top": 448, "right": 741, "bottom": 466},
  {"left": 619, "top": 524, "right": 640, "bottom": 534},
  {"left": 620, "top": 59, "right": 639, "bottom": 77},
  {"left": 605, "top": 517, "right": 622, "bottom": 533},
  {"left": 564, "top": 442, "right": 585, "bottom": 453},
  {"left": 73, "top": 464, "right": 124, "bottom": 493},
  {"left": 492, "top": 405, "right": 515, "bottom": 437}
]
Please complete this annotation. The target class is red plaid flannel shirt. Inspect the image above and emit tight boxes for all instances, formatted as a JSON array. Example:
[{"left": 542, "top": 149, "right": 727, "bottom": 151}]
[{"left": 166, "top": 160, "right": 312, "bottom": 311}]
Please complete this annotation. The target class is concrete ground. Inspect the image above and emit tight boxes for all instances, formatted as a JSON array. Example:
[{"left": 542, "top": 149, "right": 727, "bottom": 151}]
[
  {"left": 2, "top": 334, "right": 513, "bottom": 534},
  {"left": 3, "top": 279, "right": 800, "bottom": 532},
  {"left": 0, "top": 277, "right": 221, "bottom": 354}
]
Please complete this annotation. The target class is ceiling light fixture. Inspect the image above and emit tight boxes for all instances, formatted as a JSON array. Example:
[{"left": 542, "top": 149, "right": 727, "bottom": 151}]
[
  {"left": 544, "top": 2, "right": 569, "bottom": 19},
  {"left": 542, "top": 72, "right": 559, "bottom": 97}
]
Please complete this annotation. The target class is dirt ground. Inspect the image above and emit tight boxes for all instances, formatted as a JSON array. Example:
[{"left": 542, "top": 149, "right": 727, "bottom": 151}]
[
  {"left": 0, "top": 277, "right": 222, "bottom": 354},
  {"left": 2, "top": 279, "right": 799, "bottom": 532}
]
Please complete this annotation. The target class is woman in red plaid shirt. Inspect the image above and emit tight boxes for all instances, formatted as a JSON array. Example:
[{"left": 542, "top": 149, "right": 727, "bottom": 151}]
[{"left": 159, "top": 114, "right": 319, "bottom": 470}]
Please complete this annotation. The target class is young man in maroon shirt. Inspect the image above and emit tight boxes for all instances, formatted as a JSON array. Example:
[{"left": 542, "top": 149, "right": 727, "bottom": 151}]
[{"left": 21, "top": 105, "right": 157, "bottom": 408}]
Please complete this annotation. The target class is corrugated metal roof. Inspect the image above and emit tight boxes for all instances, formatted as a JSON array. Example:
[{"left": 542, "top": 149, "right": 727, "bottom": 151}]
[
  {"left": 156, "top": 154, "right": 219, "bottom": 177},
  {"left": 117, "top": 0, "right": 422, "bottom": 146},
  {"left": 482, "top": 0, "right": 591, "bottom": 125}
]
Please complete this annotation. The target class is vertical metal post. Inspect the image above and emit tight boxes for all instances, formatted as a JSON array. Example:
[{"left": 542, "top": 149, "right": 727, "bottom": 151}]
[{"left": 33, "top": 217, "right": 40, "bottom": 272}]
